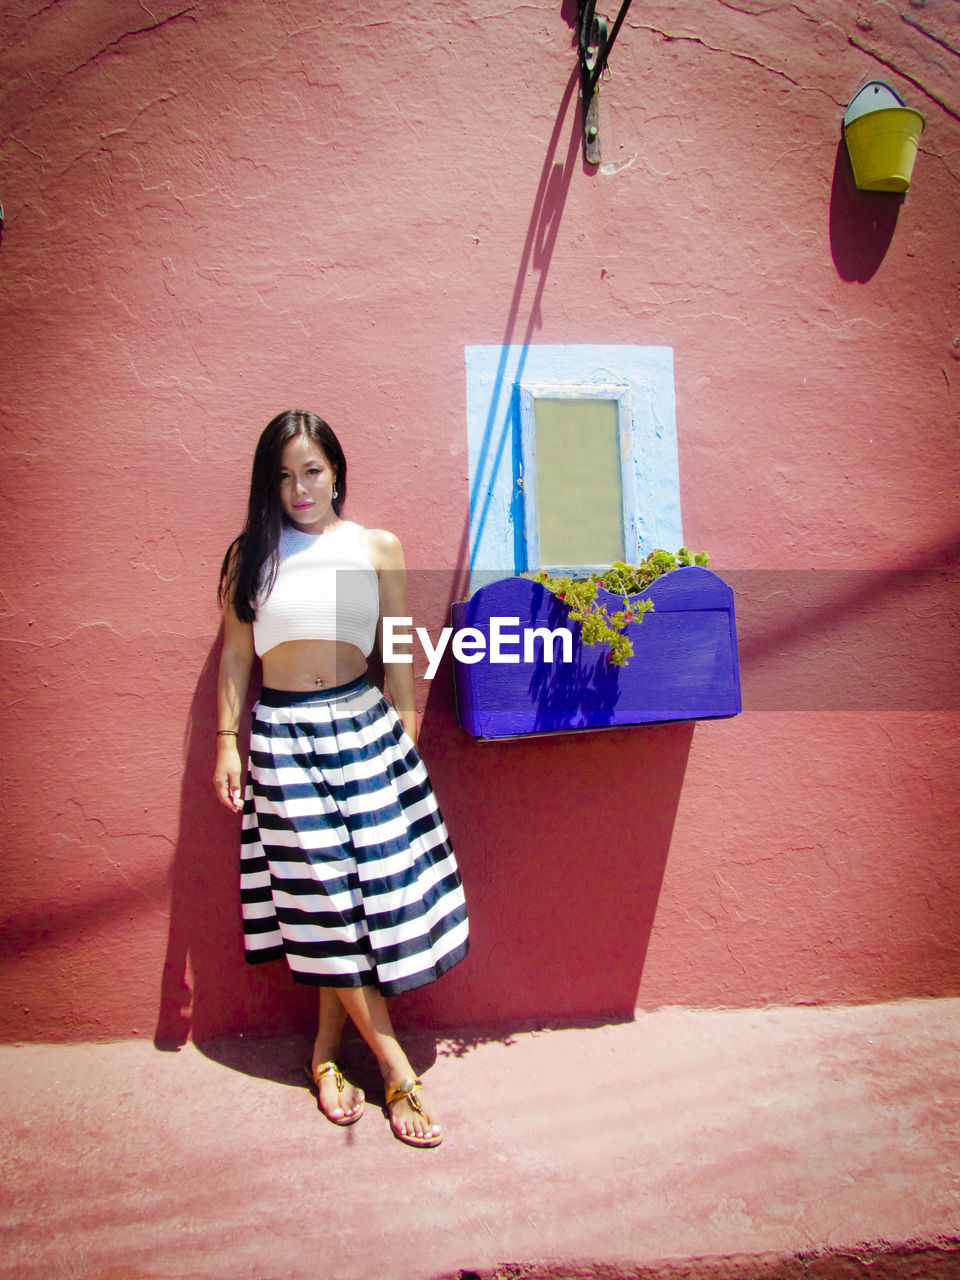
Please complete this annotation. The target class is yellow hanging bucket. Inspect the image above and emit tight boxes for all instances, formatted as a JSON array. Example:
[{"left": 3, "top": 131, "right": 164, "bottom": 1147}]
[{"left": 843, "top": 81, "right": 925, "bottom": 193}]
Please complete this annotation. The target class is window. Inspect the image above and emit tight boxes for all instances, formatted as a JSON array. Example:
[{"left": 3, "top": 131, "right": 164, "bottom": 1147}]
[
  {"left": 465, "top": 345, "right": 683, "bottom": 588},
  {"left": 518, "top": 383, "right": 636, "bottom": 572}
]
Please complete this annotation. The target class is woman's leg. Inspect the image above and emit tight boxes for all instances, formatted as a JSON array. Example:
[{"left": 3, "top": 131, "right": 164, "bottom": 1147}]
[
  {"left": 310, "top": 987, "right": 364, "bottom": 1121},
  {"left": 335, "top": 985, "right": 441, "bottom": 1142}
]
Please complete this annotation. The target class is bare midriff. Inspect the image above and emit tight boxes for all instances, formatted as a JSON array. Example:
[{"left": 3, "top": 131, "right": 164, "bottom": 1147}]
[{"left": 260, "top": 638, "right": 368, "bottom": 692}]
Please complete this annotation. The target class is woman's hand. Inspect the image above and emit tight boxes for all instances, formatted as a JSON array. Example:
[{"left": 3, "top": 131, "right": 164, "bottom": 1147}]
[
  {"left": 367, "top": 528, "right": 420, "bottom": 743},
  {"left": 216, "top": 556, "right": 255, "bottom": 814},
  {"left": 214, "top": 738, "right": 245, "bottom": 812}
]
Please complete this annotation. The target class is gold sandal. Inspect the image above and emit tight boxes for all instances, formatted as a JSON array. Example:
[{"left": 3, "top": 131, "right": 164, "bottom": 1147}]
[
  {"left": 303, "top": 1060, "right": 364, "bottom": 1126},
  {"left": 385, "top": 1076, "right": 442, "bottom": 1149}
]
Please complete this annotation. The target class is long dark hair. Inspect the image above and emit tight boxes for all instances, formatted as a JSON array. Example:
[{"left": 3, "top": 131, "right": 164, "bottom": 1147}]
[{"left": 219, "top": 409, "right": 348, "bottom": 622}]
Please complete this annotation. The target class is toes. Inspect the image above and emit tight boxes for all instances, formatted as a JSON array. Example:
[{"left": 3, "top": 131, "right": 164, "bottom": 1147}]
[
  {"left": 387, "top": 1085, "right": 441, "bottom": 1144},
  {"left": 318, "top": 1087, "right": 345, "bottom": 1119},
  {"left": 404, "top": 1107, "right": 439, "bottom": 1140}
]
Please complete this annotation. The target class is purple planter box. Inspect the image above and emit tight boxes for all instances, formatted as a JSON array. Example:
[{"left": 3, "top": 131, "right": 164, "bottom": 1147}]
[{"left": 450, "top": 566, "right": 741, "bottom": 739}]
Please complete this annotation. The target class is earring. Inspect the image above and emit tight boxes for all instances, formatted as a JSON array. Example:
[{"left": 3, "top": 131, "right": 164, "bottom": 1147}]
[{"left": 332, "top": 483, "right": 339, "bottom": 500}]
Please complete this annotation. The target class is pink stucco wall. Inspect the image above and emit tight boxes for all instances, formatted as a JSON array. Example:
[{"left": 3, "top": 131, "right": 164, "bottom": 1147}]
[{"left": 1, "top": 0, "right": 957, "bottom": 1043}]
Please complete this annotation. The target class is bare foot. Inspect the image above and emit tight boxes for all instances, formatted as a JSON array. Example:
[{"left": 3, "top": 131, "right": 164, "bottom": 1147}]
[{"left": 385, "top": 1076, "right": 442, "bottom": 1147}]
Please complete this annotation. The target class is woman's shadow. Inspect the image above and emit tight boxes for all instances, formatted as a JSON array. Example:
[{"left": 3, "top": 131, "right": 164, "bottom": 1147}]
[
  {"left": 154, "top": 638, "right": 310, "bottom": 1077},
  {"left": 153, "top": 636, "right": 442, "bottom": 1093}
]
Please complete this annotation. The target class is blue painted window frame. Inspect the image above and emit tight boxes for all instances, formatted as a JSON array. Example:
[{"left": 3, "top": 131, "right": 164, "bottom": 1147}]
[{"left": 465, "top": 345, "right": 683, "bottom": 591}]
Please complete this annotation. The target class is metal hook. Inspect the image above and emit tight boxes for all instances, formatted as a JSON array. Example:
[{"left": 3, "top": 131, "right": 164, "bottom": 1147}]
[{"left": 576, "top": 0, "right": 634, "bottom": 165}]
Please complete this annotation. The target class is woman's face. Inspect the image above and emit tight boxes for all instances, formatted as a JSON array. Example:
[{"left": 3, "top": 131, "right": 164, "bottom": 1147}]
[{"left": 278, "top": 434, "right": 338, "bottom": 533}]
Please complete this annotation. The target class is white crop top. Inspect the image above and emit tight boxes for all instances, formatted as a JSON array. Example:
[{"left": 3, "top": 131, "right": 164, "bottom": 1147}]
[{"left": 253, "top": 521, "right": 381, "bottom": 659}]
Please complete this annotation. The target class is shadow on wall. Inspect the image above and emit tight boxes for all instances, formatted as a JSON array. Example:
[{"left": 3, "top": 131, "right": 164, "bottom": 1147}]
[
  {"left": 731, "top": 531, "right": 960, "bottom": 713},
  {"left": 157, "top": 606, "right": 694, "bottom": 1044},
  {"left": 407, "top": 660, "right": 696, "bottom": 1031},
  {"left": 392, "top": 59, "right": 696, "bottom": 1031},
  {"left": 829, "top": 137, "right": 903, "bottom": 282},
  {"left": 468, "top": 63, "right": 585, "bottom": 574},
  {"left": 154, "top": 636, "right": 318, "bottom": 1049},
  {"left": 158, "top": 61, "right": 694, "bottom": 1046}
]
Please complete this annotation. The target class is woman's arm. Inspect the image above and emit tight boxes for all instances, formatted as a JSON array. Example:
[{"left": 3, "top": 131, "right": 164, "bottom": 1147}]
[
  {"left": 214, "top": 594, "right": 256, "bottom": 812},
  {"left": 368, "top": 529, "right": 418, "bottom": 745}
]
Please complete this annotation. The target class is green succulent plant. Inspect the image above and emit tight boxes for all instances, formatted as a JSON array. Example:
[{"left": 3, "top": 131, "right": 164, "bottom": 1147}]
[{"left": 528, "top": 547, "right": 710, "bottom": 666}]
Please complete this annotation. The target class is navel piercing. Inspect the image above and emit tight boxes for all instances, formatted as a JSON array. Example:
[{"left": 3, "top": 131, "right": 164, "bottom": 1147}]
[{"left": 315, "top": 677, "right": 324, "bottom": 688}]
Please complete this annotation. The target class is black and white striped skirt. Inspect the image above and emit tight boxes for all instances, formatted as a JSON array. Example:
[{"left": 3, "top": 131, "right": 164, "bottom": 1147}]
[{"left": 240, "top": 676, "right": 469, "bottom": 997}]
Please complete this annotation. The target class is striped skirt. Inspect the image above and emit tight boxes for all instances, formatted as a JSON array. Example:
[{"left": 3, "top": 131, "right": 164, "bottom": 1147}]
[{"left": 240, "top": 676, "right": 469, "bottom": 997}]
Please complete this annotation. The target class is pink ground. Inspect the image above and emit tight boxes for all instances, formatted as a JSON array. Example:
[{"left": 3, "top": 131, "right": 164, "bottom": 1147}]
[{"left": 3, "top": 999, "right": 959, "bottom": 1280}]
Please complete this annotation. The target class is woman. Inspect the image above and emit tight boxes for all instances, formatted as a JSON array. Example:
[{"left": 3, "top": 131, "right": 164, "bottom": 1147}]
[{"left": 214, "top": 409, "right": 469, "bottom": 1148}]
